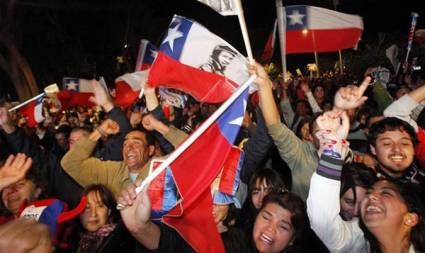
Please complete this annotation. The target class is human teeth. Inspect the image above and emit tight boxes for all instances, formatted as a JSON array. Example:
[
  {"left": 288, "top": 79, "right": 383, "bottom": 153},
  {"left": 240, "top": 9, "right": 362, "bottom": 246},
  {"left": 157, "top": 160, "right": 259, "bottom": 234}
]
[
  {"left": 390, "top": 155, "right": 404, "bottom": 160},
  {"left": 261, "top": 234, "right": 272, "bottom": 244},
  {"left": 366, "top": 205, "right": 381, "bottom": 212}
]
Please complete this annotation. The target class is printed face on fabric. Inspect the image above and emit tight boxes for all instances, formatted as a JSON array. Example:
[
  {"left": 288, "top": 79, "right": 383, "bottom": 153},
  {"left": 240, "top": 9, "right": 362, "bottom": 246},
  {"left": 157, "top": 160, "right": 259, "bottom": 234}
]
[
  {"left": 253, "top": 203, "right": 295, "bottom": 253},
  {"left": 80, "top": 191, "right": 110, "bottom": 232},
  {"left": 217, "top": 50, "right": 235, "bottom": 69},
  {"left": 2, "top": 179, "right": 41, "bottom": 215},
  {"left": 371, "top": 130, "right": 415, "bottom": 178},
  {"left": 122, "top": 131, "right": 150, "bottom": 171}
]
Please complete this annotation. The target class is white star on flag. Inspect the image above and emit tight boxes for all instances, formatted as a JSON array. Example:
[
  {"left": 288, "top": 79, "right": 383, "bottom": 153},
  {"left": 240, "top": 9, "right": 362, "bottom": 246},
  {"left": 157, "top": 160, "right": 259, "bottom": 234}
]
[
  {"left": 288, "top": 10, "right": 305, "bottom": 25},
  {"left": 162, "top": 22, "right": 184, "bottom": 51},
  {"left": 150, "top": 49, "right": 158, "bottom": 59},
  {"left": 66, "top": 81, "right": 78, "bottom": 91}
]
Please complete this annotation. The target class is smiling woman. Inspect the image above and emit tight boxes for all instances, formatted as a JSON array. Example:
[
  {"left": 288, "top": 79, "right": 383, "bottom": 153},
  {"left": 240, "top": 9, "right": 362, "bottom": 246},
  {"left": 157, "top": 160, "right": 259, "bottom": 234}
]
[
  {"left": 75, "top": 184, "right": 135, "bottom": 253},
  {"left": 360, "top": 180, "right": 425, "bottom": 253}
]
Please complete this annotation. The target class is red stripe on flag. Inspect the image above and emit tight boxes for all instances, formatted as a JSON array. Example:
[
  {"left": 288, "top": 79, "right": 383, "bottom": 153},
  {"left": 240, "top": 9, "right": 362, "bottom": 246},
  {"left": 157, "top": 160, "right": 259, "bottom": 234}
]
[
  {"left": 114, "top": 80, "right": 140, "bottom": 107},
  {"left": 286, "top": 28, "right": 362, "bottom": 54},
  {"left": 148, "top": 52, "right": 238, "bottom": 103},
  {"left": 162, "top": 123, "right": 232, "bottom": 253}
]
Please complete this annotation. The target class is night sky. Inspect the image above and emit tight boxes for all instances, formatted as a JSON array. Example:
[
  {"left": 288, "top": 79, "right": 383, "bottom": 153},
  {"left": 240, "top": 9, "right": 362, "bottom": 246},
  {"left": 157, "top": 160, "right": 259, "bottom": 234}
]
[{"left": 1, "top": 0, "right": 424, "bottom": 99}]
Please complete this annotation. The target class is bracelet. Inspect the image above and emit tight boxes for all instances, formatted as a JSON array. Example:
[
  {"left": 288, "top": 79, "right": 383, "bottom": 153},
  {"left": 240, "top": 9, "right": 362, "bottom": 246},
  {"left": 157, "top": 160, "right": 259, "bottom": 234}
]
[{"left": 96, "top": 126, "right": 107, "bottom": 137}]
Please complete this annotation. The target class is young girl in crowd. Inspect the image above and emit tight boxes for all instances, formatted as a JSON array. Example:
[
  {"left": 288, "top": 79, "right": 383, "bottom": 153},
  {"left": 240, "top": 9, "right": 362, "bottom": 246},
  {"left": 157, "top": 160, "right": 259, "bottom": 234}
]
[
  {"left": 253, "top": 190, "right": 311, "bottom": 253},
  {"left": 339, "top": 163, "right": 377, "bottom": 221},
  {"left": 236, "top": 168, "right": 286, "bottom": 241}
]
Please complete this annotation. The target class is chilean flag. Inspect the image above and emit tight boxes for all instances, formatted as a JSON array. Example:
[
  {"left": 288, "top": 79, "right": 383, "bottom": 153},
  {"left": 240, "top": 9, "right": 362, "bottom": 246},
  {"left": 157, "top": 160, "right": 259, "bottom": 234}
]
[
  {"left": 148, "top": 159, "right": 178, "bottom": 219},
  {"left": 161, "top": 84, "right": 249, "bottom": 253},
  {"left": 114, "top": 70, "right": 148, "bottom": 107},
  {"left": 149, "top": 52, "right": 238, "bottom": 103},
  {"left": 16, "top": 94, "right": 45, "bottom": 128},
  {"left": 135, "top": 39, "right": 158, "bottom": 71},
  {"left": 285, "top": 5, "right": 363, "bottom": 54},
  {"left": 147, "top": 15, "right": 251, "bottom": 103},
  {"left": 61, "top": 77, "right": 95, "bottom": 106},
  {"left": 260, "top": 19, "right": 277, "bottom": 62}
]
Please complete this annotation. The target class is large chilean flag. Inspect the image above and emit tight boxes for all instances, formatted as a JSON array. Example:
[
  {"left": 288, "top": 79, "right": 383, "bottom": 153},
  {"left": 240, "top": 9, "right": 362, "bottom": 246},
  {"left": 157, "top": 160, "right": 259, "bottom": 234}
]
[
  {"left": 285, "top": 5, "right": 363, "bottom": 54},
  {"left": 147, "top": 15, "right": 250, "bottom": 103},
  {"left": 161, "top": 84, "right": 249, "bottom": 253}
]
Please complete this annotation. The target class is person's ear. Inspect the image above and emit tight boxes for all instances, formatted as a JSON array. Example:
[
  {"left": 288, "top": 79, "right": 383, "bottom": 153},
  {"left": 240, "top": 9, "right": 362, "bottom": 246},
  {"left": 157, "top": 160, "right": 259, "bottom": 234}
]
[
  {"left": 404, "top": 213, "right": 419, "bottom": 227},
  {"left": 148, "top": 145, "right": 155, "bottom": 157},
  {"left": 288, "top": 235, "right": 296, "bottom": 246},
  {"left": 370, "top": 145, "right": 376, "bottom": 156},
  {"left": 34, "top": 188, "right": 42, "bottom": 199}
]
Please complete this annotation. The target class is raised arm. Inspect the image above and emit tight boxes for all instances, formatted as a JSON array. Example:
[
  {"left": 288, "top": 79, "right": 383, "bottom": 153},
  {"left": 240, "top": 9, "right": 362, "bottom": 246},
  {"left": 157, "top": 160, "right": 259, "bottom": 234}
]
[
  {"left": 89, "top": 79, "right": 131, "bottom": 161},
  {"left": 249, "top": 61, "right": 318, "bottom": 200},
  {"left": 0, "top": 154, "right": 32, "bottom": 191},
  {"left": 60, "top": 118, "right": 128, "bottom": 197},
  {"left": 333, "top": 76, "right": 372, "bottom": 113},
  {"left": 118, "top": 183, "right": 160, "bottom": 250},
  {"left": 0, "top": 107, "right": 83, "bottom": 208},
  {"left": 142, "top": 114, "right": 188, "bottom": 148},
  {"left": 307, "top": 110, "right": 367, "bottom": 252},
  {"left": 300, "top": 81, "right": 323, "bottom": 114},
  {"left": 384, "top": 84, "right": 425, "bottom": 132},
  {"left": 248, "top": 62, "right": 280, "bottom": 126}
]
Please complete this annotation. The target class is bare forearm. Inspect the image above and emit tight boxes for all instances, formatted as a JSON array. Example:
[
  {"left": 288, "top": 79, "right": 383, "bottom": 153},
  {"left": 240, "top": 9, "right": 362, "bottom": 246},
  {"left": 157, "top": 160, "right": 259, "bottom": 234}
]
[{"left": 131, "top": 221, "right": 161, "bottom": 250}]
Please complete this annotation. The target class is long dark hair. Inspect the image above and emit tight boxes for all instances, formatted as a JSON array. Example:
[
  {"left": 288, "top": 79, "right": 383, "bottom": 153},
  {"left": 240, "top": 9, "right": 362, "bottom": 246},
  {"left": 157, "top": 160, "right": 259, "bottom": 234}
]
[
  {"left": 361, "top": 180, "right": 425, "bottom": 252},
  {"left": 259, "top": 190, "right": 309, "bottom": 252},
  {"left": 340, "top": 162, "right": 377, "bottom": 206},
  {"left": 81, "top": 184, "right": 118, "bottom": 223}
]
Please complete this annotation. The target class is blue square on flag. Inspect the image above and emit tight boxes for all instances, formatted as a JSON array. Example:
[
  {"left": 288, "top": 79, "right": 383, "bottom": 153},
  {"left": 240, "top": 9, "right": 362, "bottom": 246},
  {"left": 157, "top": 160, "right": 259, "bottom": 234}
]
[
  {"left": 159, "top": 16, "right": 193, "bottom": 60},
  {"left": 63, "top": 78, "right": 80, "bottom": 92},
  {"left": 286, "top": 5, "right": 308, "bottom": 31},
  {"left": 144, "top": 42, "right": 158, "bottom": 65}
]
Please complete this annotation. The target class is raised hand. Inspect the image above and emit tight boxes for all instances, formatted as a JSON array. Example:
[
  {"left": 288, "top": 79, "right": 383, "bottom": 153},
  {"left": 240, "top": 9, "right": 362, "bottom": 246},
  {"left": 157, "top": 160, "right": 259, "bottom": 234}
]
[
  {"left": 97, "top": 118, "right": 120, "bottom": 136},
  {"left": 333, "top": 77, "right": 372, "bottom": 111},
  {"left": 315, "top": 110, "right": 350, "bottom": 158},
  {"left": 0, "top": 218, "right": 52, "bottom": 253},
  {"left": 0, "top": 154, "right": 32, "bottom": 191},
  {"left": 142, "top": 114, "right": 169, "bottom": 135},
  {"left": 118, "top": 183, "right": 151, "bottom": 227},
  {"left": 300, "top": 81, "right": 310, "bottom": 94},
  {"left": 88, "top": 79, "right": 114, "bottom": 112},
  {"left": 316, "top": 110, "right": 350, "bottom": 140},
  {"left": 248, "top": 61, "right": 273, "bottom": 91}
]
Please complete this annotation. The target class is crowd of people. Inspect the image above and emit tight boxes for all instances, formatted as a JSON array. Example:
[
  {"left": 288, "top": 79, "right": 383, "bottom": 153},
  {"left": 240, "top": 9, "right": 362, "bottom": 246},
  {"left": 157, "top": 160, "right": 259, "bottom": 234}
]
[{"left": 0, "top": 58, "right": 425, "bottom": 253}]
